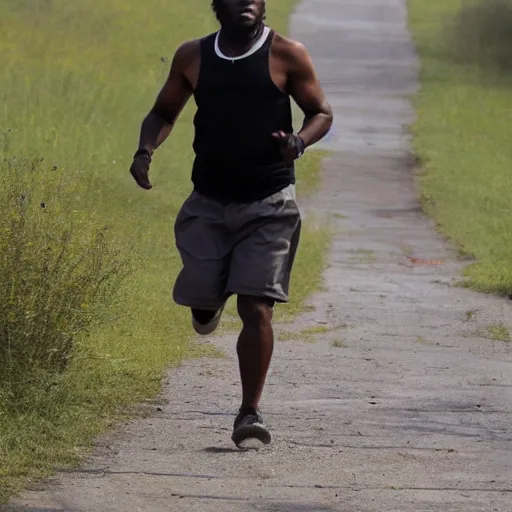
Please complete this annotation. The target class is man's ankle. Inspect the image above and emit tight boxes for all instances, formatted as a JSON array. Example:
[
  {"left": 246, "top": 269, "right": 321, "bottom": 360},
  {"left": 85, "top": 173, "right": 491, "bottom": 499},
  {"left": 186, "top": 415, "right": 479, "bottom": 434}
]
[{"left": 239, "top": 405, "right": 258, "bottom": 416}]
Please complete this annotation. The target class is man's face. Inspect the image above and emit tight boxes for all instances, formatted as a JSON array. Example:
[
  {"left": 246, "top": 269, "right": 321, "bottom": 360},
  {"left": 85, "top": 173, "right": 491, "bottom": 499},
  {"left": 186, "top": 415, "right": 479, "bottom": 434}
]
[{"left": 215, "top": 0, "right": 266, "bottom": 30}]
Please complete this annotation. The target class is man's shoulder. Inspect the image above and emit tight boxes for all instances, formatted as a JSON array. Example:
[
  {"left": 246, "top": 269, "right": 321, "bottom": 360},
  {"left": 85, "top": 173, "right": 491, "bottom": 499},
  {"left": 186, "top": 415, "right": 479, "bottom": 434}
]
[
  {"left": 174, "top": 37, "right": 202, "bottom": 59},
  {"left": 173, "top": 32, "right": 216, "bottom": 62},
  {"left": 270, "top": 31, "right": 309, "bottom": 61}
]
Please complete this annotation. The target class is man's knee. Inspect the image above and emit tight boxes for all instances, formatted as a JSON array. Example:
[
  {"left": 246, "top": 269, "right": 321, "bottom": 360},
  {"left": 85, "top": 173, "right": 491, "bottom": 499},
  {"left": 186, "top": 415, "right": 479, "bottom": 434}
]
[
  {"left": 237, "top": 295, "right": 274, "bottom": 328},
  {"left": 173, "top": 270, "right": 226, "bottom": 310}
]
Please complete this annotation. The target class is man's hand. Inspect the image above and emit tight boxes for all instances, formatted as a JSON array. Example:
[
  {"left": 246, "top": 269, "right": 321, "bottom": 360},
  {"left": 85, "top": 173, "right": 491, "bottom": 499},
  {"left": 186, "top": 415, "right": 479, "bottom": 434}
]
[
  {"left": 272, "top": 131, "right": 305, "bottom": 166},
  {"left": 130, "top": 149, "right": 153, "bottom": 190}
]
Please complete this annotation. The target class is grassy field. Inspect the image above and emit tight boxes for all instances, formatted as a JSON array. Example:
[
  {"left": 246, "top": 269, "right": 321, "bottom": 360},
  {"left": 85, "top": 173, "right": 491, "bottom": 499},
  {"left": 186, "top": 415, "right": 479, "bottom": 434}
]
[
  {"left": 408, "top": 0, "right": 512, "bottom": 295},
  {"left": 0, "top": 0, "right": 329, "bottom": 503}
]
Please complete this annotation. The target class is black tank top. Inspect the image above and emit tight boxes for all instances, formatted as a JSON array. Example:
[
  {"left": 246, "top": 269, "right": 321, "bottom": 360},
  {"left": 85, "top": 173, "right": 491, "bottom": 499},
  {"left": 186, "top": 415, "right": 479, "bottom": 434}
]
[{"left": 191, "top": 27, "right": 295, "bottom": 203}]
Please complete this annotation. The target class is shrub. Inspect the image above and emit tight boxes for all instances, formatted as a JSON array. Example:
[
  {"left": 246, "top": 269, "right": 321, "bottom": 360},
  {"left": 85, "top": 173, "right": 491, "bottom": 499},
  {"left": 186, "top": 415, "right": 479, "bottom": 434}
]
[
  {"left": 0, "top": 151, "right": 131, "bottom": 409},
  {"left": 447, "top": 0, "right": 512, "bottom": 72}
]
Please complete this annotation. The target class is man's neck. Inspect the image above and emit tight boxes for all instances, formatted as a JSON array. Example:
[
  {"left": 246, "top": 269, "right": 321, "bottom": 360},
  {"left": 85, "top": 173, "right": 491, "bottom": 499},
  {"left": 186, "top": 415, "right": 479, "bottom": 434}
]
[{"left": 217, "top": 23, "right": 265, "bottom": 58}]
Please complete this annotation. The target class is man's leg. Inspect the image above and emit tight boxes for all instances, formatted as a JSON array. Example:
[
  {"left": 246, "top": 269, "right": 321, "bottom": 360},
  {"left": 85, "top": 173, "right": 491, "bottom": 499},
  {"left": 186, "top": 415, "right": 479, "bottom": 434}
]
[
  {"left": 173, "top": 191, "right": 231, "bottom": 332},
  {"left": 236, "top": 295, "right": 275, "bottom": 412},
  {"left": 227, "top": 185, "right": 302, "bottom": 447}
]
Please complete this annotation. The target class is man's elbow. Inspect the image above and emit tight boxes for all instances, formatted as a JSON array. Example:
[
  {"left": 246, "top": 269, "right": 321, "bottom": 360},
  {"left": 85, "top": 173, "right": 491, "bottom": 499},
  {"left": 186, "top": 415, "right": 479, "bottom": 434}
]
[
  {"left": 148, "top": 105, "right": 174, "bottom": 126},
  {"left": 316, "top": 108, "right": 333, "bottom": 138},
  {"left": 305, "top": 103, "right": 333, "bottom": 126},
  {"left": 323, "top": 111, "right": 333, "bottom": 129},
  {"left": 322, "top": 102, "right": 334, "bottom": 126}
]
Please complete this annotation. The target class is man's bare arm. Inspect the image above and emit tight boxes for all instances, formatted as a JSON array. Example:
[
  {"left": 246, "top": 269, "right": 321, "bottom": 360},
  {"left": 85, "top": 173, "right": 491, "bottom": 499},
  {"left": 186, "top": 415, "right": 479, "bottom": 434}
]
[
  {"left": 137, "top": 41, "right": 197, "bottom": 156},
  {"left": 287, "top": 41, "right": 333, "bottom": 148},
  {"left": 130, "top": 41, "right": 197, "bottom": 189}
]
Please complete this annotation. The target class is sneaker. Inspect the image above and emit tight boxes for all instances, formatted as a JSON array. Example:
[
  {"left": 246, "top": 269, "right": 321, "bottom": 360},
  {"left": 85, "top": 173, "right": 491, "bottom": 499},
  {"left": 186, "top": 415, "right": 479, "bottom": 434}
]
[
  {"left": 231, "top": 408, "right": 271, "bottom": 448},
  {"left": 191, "top": 304, "right": 225, "bottom": 335}
]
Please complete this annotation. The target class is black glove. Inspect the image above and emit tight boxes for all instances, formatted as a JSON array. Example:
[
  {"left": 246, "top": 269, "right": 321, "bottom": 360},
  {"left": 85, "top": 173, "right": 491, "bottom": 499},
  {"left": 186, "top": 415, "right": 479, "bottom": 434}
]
[
  {"left": 130, "top": 148, "right": 152, "bottom": 190},
  {"left": 272, "top": 131, "right": 306, "bottom": 165}
]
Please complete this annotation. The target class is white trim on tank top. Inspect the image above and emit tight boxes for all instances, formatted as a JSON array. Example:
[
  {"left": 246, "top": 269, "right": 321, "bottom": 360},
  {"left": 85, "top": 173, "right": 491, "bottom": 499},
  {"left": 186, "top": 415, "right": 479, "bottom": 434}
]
[{"left": 214, "top": 26, "right": 271, "bottom": 61}]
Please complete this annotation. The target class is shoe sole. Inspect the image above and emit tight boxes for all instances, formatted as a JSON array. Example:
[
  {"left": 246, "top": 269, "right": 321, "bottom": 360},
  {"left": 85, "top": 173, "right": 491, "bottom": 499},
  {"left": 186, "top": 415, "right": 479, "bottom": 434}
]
[
  {"left": 192, "top": 304, "right": 225, "bottom": 336},
  {"left": 231, "top": 425, "right": 271, "bottom": 448}
]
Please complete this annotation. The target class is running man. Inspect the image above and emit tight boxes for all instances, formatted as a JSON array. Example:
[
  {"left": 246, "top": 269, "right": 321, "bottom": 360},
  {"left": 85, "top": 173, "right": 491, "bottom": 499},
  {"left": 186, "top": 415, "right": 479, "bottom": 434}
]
[{"left": 129, "top": 0, "right": 333, "bottom": 448}]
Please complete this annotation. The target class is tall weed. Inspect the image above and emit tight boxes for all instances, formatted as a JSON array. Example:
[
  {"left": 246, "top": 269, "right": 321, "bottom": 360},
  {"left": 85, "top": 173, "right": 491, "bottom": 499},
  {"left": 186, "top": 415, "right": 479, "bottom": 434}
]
[{"left": 0, "top": 149, "right": 131, "bottom": 409}]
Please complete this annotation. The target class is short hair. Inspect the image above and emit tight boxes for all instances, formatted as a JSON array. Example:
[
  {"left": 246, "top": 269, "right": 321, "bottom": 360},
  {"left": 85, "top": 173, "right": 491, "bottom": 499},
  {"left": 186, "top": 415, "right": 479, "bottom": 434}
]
[{"left": 211, "top": 0, "right": 221, "bottom": 16}]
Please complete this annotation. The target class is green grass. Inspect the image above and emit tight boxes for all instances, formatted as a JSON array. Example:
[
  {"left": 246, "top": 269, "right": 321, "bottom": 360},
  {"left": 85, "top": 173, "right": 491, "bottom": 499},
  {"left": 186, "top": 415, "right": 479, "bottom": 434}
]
[
  {"left": 464, "top": 321, "right": 511, "bottom": 341},
  {"left": 483, "top": 322, "right": 511, "bottom": 342},
  {"left": 295, "top": 149, "right": 328, "bottom": 198},
  {"left": 0, "top": 0, "right": 330, "bottom": 503},
  {"left": 408, "top": 0, "right": 512, "bottom": 295}
]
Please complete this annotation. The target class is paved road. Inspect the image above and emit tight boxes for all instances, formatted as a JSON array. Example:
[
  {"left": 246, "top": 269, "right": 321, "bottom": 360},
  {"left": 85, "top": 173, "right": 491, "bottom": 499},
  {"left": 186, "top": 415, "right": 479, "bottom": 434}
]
[{"left": 6, "top": 0, "right": 512, "bottom": 511}]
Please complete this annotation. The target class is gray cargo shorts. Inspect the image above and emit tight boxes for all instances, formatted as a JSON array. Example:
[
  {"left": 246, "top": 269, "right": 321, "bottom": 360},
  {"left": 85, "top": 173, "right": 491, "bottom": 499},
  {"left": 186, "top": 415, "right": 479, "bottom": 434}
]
[{"left": 172, "top": 184, "right": 301, "bottom": 310}]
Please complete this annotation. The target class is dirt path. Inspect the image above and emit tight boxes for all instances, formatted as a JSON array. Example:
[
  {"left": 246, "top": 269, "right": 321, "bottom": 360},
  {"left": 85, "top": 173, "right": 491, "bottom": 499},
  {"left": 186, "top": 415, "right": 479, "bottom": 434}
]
[{"left": 7, "top": 1, "right": 512, "bottom": 511}]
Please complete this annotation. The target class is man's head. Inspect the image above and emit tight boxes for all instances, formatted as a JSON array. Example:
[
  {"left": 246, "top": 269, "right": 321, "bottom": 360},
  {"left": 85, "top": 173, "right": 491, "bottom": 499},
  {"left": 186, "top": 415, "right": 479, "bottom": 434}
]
[{"left": 211, "top": 0, "right": 266, "bottom": 41}]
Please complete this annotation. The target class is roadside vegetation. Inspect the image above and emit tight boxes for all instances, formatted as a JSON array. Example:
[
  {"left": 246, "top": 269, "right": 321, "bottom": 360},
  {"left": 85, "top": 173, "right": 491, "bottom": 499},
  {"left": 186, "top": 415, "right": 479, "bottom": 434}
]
[
  {"left": 408, "top": 0, "right": 512, "bottom": 295},
  {"left": 0, "top": 0, "right": 329, "bottom": 502}
]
